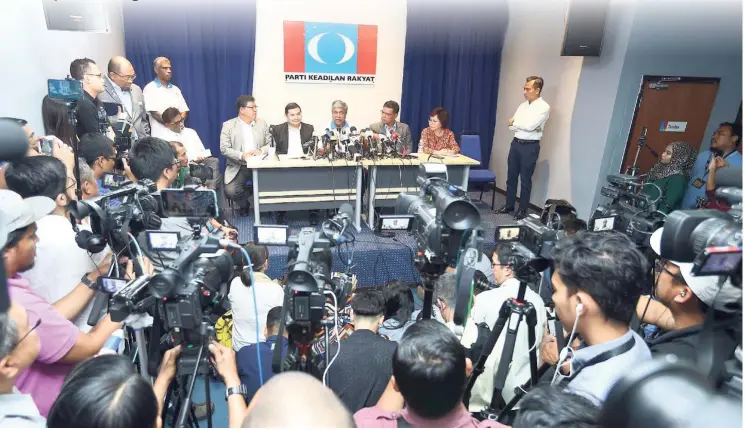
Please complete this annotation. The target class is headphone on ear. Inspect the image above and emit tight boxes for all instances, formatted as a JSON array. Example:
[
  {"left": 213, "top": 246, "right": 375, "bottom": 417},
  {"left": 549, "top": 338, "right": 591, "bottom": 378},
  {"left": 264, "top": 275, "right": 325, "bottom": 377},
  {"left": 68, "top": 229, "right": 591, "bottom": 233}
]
[
  {"left": 75, "top": 228, "right": 107, "bottom": 254},
  {"left": 575, "top": 303, "right": 584, "bottom": 315},
  {"left": 681, "top": 291, "right": 687, "bottom": 297}
]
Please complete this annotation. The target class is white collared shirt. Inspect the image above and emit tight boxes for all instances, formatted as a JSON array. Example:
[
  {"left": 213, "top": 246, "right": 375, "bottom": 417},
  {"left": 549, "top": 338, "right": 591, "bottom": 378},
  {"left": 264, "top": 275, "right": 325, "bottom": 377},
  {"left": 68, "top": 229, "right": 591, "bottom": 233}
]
[
  {"left": 241, "top": 119, "right": 256, "bottom": 151},
  {"left": 509, "top": 97, "right": 550, "bottom": 140},
  {"left": 22, "top": 214, "right": 110, "bottom": 332},
  {"left": 229, "top": 272, "right": 285, "bottom": 351},
  {"left": 153, "top": 127, "right": 207, "bottom": 161},
  {"left": 462, "top": 277, "right": 546, "bottom": 410},
  {"left": 286, "top": 125, "right": 304, "bottom": 158},
  {"left": 142, "top": 80, "right": 189, "bottom": 137}
]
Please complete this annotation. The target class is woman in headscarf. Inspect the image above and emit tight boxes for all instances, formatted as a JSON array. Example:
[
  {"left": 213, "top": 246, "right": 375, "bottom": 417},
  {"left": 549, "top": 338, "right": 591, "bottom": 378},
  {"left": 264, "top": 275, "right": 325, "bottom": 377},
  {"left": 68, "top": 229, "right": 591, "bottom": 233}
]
[{"left": 643, "top": 141, "right": 698, "bottom": 213}]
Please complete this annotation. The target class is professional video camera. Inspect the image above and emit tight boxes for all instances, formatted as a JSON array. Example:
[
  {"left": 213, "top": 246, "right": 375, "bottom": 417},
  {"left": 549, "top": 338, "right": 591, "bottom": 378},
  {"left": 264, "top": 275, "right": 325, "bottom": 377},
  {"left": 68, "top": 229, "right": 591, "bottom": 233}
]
[
  {"left": 111, "top": 117, "right": 133, "bottom": 171},
  {"left": 188, "top": 163, "right": 213, "bottom": 184},
  {"left": 589, "top": 172, "right": 665, "bottom": 246},
  {"left": 494, "top": 215, "right": 563, "bottom": 261},
  {"left": 68, "top": 180, "right": 161, "bottom": 255}
]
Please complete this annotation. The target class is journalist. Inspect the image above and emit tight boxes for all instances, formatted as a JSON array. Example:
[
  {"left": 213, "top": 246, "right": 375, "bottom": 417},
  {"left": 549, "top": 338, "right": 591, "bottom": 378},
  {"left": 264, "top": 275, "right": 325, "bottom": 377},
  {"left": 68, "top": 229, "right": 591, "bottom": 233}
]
[
  {"left": 41, "top": 96, "right": 76, "bottom": 147},
  {"left": 641, "top": 141, "right": 697, "bottom": 214},
  {"left": 354, "top": 320, "right": 500, "bottom": 428},
  {"left": 549, "top": 232, "right": 651, "bottom": 404},
  {"left": 328, "top": 290, "right": 397, "bottom": 413},
  {"left": 78, "top": 132, "right": 128, "bottom": 196},
  {"left": 169, "top": 140, "right": 191, "bottom": 188},
  {"left": 462, "top": 242, "right": 546, "bottom": 411},
  {"left": 70, "top": 58, "right": 112, "bottom": 140},
  {"left": 512, "top": 384, "right": 599, "bottom": 428},
  {"left": 0, "top": 301, "right": 44, "bottom": 427},
  {"left": 5, "top": 156, "right": 111, "bottom": 331},
  {"left": 78, "top": 158, "right": 100, "bottom": 200},
  {"left": 379, "top": 280, "right": 416, "bottom": 342},
  {"left": 236, "top": 306, "right": 288, "bottom": 403},
  {"left": 47, "top": 348, "right": 178, "bottom": 428},
  {"left": 229, "top": 243, "right": 284, "bottom": 350},
  {"left": 638, "top": 228, "right": 740, "bottom": 367},
  {"left": 1, "top": 190, "right": 133, "bottom": 417}
]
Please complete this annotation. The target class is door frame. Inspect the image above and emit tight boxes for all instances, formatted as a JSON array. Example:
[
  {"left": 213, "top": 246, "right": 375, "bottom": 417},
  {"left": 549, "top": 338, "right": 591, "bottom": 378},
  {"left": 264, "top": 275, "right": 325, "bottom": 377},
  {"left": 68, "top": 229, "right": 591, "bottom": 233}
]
[{"left": 620, "top": 75, "right": 721, "bottom": 173}]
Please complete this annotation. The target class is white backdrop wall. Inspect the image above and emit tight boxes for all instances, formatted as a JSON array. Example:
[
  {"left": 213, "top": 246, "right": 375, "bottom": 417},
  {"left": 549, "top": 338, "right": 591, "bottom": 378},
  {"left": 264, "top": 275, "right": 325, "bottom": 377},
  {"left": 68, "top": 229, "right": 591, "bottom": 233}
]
[
  {"left": 252, "top": 0, "right": 408, "bottom": 130},
  {"left": 0, "top": 0, "right": 125, "bottom": 134}
]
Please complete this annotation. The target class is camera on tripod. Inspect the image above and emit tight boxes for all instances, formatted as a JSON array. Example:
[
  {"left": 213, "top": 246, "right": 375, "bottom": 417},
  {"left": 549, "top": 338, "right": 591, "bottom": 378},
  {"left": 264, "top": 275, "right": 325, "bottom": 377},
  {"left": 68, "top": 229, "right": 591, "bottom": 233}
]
[
  {"left": 495, "top": 216, "right": 562, "bottom": 261},
  {"left": 590, "top": 173, "right": 665, "bottom": 246},
  {"left": 111, "top": 117, "right": 133, "bottom": 171}
]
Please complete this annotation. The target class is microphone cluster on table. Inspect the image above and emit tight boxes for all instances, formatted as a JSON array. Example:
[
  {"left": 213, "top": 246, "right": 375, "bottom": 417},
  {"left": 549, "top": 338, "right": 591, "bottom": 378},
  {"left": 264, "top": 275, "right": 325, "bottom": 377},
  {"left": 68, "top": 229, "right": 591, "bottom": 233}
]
[{"left": 296, "top": 126, "right": 412, "bottom": 162}]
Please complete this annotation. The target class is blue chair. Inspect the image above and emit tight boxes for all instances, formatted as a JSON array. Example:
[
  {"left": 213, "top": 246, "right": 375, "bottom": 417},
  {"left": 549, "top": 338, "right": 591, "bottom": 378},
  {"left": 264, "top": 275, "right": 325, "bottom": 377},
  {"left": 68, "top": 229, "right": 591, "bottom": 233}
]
[{"left": 460, "top": 134, "right": 496, "bottom": 209}]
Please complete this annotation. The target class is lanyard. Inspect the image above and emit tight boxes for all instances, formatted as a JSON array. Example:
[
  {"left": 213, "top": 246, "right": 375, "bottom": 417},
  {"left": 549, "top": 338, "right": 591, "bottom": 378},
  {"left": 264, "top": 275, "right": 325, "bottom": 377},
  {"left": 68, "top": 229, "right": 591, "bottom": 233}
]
[{"left": 560, "top": 335, "right": 637, "bottom": 384}]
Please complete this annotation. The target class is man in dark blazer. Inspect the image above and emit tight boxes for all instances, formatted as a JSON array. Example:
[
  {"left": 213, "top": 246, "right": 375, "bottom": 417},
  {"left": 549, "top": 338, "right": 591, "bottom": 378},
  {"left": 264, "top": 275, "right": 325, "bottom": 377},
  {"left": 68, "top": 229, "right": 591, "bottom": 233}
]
[
  {"left": 369, "top": 100, "right": 413, "bottom": 155},
  {"left": 99, "top": 56, "right": 150, "bottom": 142},
  {"left": 271, "top": 103, "right": 314, "bottom": 156}
]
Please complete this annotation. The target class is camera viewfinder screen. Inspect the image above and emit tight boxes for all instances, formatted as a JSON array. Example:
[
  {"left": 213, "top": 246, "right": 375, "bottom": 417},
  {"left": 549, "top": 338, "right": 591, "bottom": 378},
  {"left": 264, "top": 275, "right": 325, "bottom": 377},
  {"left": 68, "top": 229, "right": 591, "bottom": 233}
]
[
  {"left": 497, "top": 227, "right": 521, "bottom": 241},
  {"left": 161, "top": 189, "right": 218, "bottom": 218},
  {"left": 698, "top": 249, "right": 742, "bottom": 276},
  {"left": 255, "top": 225, "right": 289, "bottom": 246},
  {"left": 147, "top": 231, "right": 181, "bottom": 251},
  {"left": 593, "top": 217, "right": 615, "bottom": 232},
  {"left": 100, "top": 277, "right": 128, "bottom": 294},
  {"left": 380, "top": 217, "right": 412, "bottom": 231}
]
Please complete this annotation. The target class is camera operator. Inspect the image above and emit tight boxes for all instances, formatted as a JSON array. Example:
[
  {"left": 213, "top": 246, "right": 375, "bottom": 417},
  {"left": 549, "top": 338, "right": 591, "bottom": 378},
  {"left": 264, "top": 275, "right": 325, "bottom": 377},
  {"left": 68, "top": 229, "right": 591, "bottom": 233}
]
[
  {"left": 229, "top": 243, "right": 284, "bottom": 351},
  {"left": 462, "top": 243, "right": 547, "bottom": 411},
  {"left": 69, "top": 58, "right": 114, "bottom": 141},
  {"left": 637, "top": 228, "right": 740, "bottom": 368},
  {"left": 355, "top": 320, "right": 499, "bottom": 428},
  {"left": 5, "top": 156, "right": 111, "bottom": 331},
  {"left": 327, "top": 290, "right": 397, "bottom": 413},
  {"left": 380, "top": 280, "right": 417, "bottom": 342},
  {"left": 0, "top": 191, "right": 153, "bottom": 417},
  {"left": 549, "top": 232, "right": 651, "bottom": 404},
  {"left": 0, "top": 302, "right": 45, "bottom": 427},
  {"left": 77, "top": 159, "right": 99, "bottom": 200},
  {"left": 78, "top": 133, "right": 136, "bottom": 195},
  {"left": 47, "top": 348, "right": 177, "bottom": 427},
  {"left": 236, "top": 307, "right": 288, "bottom": 403}
]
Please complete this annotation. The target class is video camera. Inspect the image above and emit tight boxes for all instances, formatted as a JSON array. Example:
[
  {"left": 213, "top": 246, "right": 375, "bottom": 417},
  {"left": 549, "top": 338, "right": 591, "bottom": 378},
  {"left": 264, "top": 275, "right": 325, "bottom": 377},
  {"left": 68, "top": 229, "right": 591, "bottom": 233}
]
[
  {"left": 590, "top": 173, "right": 665, "bottom": 246},
  {"left": 188, "top": 163, "right": 214, "bottom": 183},
  {"left": 111, "top": 117, "right": 133, "bottom": 171},
  {"left": 68, "top": 180, "right": 161, "bottom": 255},
  {"left": 495, "top": 216, "right": 562, "bottom": 261}
]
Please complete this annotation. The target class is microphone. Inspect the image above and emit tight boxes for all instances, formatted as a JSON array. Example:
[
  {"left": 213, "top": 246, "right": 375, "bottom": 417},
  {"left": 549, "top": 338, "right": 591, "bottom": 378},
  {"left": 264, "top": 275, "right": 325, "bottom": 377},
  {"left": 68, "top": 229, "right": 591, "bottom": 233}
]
[
  {"left": 390, "top": 130, "right": 399, "bottom": 142},
  {"left": 0, "top": 119, "right": 31, "bottom": 162},
  {"left": 715, "top": 167, "right": 742, "bottom": 188}
]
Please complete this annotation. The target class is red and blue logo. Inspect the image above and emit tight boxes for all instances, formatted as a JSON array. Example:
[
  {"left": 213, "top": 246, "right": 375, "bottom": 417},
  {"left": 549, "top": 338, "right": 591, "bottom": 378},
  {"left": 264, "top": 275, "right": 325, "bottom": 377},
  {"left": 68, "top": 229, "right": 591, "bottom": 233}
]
[{"left": 284, "top": 21, "right": 377, "bottom": 75}]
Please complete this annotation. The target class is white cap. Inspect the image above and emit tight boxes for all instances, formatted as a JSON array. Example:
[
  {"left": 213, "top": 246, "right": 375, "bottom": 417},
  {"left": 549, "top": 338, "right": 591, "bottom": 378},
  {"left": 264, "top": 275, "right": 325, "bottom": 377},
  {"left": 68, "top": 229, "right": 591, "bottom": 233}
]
[
  {"left": 0, "top": 190, "right": 55, "bottom": 248},
  {"left": 650, "top": 227, "right": 741, "bottom": 312}
]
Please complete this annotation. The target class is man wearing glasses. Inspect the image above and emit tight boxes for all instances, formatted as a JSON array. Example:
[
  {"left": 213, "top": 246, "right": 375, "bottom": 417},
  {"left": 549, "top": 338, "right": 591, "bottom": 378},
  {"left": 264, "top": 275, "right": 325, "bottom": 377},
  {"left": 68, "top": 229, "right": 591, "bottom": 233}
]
[
  {"left": 369, "top": 100, "right": 413, "bottom": 155},
  {"left": 143, "top": 57, "right": 189, "bottom": 139},
  {"left": 100, "top": 56, "right": 150, "bottom": 142},
  {"left": 70, "top": 58, "right": 112, "bottom": 141},
  {"left": 221, "top": 95, "right": 272, "bottom": 217}
]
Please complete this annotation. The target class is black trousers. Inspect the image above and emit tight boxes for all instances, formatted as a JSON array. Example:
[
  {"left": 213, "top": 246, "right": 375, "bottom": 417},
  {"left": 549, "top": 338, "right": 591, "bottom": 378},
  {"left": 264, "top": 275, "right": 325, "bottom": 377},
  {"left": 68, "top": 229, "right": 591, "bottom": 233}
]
[
  {"left": 505, "top": 138, "right": 540, "bottom": 212},
  {"left": 225, "top": 166, "right": 252, "bottom": 209}
]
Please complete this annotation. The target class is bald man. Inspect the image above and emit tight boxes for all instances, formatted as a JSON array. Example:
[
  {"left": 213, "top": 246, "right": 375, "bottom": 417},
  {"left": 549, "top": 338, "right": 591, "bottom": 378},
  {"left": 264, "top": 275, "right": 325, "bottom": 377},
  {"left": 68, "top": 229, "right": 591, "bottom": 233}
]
[
  {"left": 242, "top": 372, "right": 354, "bottom": 428},
  {"left": 100, "top": 56, "right": 150, "bottom": 141},
  {"left": 143, "top": 57, "right": 189, "bottom": 138}
]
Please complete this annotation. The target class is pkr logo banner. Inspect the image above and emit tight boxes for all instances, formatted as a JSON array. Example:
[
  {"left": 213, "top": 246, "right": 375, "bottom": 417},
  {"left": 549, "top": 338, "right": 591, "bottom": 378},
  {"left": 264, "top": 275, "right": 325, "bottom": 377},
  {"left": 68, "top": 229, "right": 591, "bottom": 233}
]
[{"left": 283, "top": 21, "right": 378, "bottom": 85}]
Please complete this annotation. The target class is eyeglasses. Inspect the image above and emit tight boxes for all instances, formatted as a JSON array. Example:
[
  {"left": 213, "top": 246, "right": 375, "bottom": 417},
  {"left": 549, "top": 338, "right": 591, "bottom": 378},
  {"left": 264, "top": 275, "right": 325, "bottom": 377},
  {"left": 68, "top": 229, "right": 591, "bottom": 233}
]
[
  {"left": 85, "top": 73, "right": 103, "bottom": 79},
  {"left": 66, "top": 176, "right": 78, "bottom": 191},
  {"left": 381, "top": 110, "right": 395, "bottom": 116},
  {"left": 13, "top": 318, "right": 41, "bottom": 350},
  {"left": 113, "top": 71, "right": 137, "bottom": 82},
  {"left": 243, "top": 105, "right": 258, "bottom": 110},
  {"left": 168, "top": 118, "right": 185, "bottom": 126},
  {"left": 655, "top": 259, "right": 686, "bottom": 283}
]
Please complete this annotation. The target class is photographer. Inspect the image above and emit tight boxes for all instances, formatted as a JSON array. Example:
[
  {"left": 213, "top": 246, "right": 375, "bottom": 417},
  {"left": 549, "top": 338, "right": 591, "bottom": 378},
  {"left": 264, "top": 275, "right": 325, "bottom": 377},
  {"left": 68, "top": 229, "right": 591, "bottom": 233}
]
[
  {"left": 69, "top": 58, "right": 114, "bottom": 141},
  {"left": 511, "top": 384, "right": 599, "bottom": 428},
  {"left": 0, "top": 301, "right": 45, "bottom": 427},
  {"left": 379, "top": 280, "right": 416, "bottom": 342},
  {"left": 327, "top": 290, "right": 397, "bottom": 413},
  {"left": 1, "top": 191, "right": 150, "bottom": 417},
  {"left": 549, "top": 232, "right": 651, "bottom": 404},
  {"left": 78, "top": 133, "right": 136, "bottom": 194},
  {"left": 462, "top": 243, "right": 546, "bottom": 411},
  {"left": 229, "top": 243, "right": 284, "bottom": 351},
  {"left": 5, "top": 156, "right": 111, "bottom": 331},
  {"left": 638, "top": 228, "right": 740, "bottom": 368},
  {"left": 78, "top": 158, "right": 100, "bottom": 200},
  {"left": 355, "top": 320, "right": 499, "bottom": 428}
]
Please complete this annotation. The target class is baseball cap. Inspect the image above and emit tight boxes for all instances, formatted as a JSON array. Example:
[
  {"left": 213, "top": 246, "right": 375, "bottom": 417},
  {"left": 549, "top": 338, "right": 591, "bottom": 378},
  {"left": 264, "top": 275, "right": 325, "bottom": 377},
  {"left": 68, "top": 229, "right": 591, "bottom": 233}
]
[
  {"left": 0, "top": 190, "right": 55, "bottom": 248},
  {"left": 650, "top": 227, "right": 741, "bottom": 312}
]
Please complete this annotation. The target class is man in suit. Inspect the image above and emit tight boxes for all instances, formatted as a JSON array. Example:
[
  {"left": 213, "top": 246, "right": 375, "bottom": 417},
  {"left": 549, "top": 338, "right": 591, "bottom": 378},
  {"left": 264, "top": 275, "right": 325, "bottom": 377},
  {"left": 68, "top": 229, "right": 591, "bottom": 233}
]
[
  {"left": 99, "top": 56, "right": 150, "bottom": 143},
  {"left": 271, "top": 103, "right": 314, "bottom": 157},
  {"left": 220, "top": 95, "right": 272, "bottom": 216},
  {"left": 369, "top": 100, "right": 413, "bottom": 155}
]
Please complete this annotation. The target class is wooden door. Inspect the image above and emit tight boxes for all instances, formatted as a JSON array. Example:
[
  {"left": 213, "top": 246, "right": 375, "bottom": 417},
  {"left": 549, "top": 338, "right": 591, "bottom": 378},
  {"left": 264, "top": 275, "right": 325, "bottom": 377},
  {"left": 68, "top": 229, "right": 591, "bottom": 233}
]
[{"left": 622, "top": 77, "right": 720, "bottom": 175}]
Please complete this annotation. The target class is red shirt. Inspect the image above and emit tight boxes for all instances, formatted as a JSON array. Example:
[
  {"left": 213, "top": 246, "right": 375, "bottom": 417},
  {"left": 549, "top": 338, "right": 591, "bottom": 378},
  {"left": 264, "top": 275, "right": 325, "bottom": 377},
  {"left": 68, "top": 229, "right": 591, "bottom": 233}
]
[
  {"left": 703, "top": 189, "right": 732, "bottom": 212},
  {"left": 420, "top": 128, "right": 460, "bottom": 154},
  {"left": 354, "top": 405, "right": 504, "bottom": 428}
]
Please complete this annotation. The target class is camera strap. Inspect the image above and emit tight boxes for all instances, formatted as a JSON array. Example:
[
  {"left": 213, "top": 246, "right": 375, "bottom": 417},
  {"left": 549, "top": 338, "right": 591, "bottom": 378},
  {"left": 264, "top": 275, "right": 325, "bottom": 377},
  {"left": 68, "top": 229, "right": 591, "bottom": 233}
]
[{"left": 560, "top": 336, "right": 637, "bottom": 385}]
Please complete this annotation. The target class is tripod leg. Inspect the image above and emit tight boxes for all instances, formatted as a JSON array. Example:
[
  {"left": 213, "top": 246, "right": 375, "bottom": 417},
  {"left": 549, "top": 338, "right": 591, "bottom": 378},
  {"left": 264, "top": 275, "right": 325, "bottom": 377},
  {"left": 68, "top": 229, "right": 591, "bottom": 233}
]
[
  {"left": 205, "top": 373, "right": 213, "bottom": 428},
  {"left": 464, "top": 303, "right": 511, "bottom": 408},
  {"left": 525, "top": 307, "right": 539, "bottom": 386}
]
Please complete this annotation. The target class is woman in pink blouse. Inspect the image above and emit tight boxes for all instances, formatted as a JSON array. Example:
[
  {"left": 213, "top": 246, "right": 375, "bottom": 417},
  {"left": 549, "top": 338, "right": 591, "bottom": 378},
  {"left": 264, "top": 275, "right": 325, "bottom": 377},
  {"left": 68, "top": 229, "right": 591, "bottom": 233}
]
[{"left": 419, "top": 107, "right": 460, "bottom": 155}]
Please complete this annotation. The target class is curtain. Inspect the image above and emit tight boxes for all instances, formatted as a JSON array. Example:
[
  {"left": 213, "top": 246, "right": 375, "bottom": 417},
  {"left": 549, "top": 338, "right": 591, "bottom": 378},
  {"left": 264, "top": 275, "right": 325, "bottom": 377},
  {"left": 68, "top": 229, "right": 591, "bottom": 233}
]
[
  {"left": 401, "top": 1, "right": 507, "bottom": 163},
  {"left": 122, "top": 0, "right": 256, "bottom": 160}
]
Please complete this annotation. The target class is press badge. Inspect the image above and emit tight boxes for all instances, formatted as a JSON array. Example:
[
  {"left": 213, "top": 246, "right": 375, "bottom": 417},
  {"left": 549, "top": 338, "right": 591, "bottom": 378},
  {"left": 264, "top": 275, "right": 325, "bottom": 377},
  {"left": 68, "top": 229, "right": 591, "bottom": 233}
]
[{"left": 692, "top": 178, "right": 705, "bottom": 188}]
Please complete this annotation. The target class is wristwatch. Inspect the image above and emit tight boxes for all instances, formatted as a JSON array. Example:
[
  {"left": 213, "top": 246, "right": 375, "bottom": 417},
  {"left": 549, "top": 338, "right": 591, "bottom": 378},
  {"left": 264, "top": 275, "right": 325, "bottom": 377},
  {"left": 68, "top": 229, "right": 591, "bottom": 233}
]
[
  {"left": 225, "top": 384, "right": 248, "bottom": 400},
  {"left": 81, "top": 274, "right": 97, "bottom": 290}
]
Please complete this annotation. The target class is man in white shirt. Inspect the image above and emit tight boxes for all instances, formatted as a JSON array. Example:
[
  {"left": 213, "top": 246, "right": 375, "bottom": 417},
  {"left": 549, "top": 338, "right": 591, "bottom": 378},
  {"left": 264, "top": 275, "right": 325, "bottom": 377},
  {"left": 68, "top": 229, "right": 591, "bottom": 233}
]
[
  {"left": 4, "top": 156, "right": 110, "bottom": 332},
  {"left": 154, "top": 107, "right": 219, "bottom": 188},
  {"left": 220, "top": 95, "right": 272, "bottom": 216},
  {"left": 228, "top": 243, "right": 284, "bottom": 351},
  {"left": 142, "top": 57, "right": 189, "bottom": 138},
  {"left": 496, "top": 76, "right": 550, "bottom": 220},
  {"left": 461, "top": 242, "right": 546, "bottom": 412}
]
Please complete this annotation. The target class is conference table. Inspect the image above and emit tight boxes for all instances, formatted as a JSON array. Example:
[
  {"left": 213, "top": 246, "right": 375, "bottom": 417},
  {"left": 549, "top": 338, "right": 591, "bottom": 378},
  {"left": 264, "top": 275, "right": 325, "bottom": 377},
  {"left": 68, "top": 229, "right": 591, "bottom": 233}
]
[{"left": 244, "top": 154, "right": 480, "bottom": 231}]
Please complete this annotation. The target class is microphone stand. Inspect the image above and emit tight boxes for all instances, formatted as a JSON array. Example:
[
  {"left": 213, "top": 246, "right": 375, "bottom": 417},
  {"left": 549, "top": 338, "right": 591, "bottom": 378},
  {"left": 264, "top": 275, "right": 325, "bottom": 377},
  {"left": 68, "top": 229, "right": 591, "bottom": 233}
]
[{"left": 626, "top": 127, "right": 659, "bottom": 177}]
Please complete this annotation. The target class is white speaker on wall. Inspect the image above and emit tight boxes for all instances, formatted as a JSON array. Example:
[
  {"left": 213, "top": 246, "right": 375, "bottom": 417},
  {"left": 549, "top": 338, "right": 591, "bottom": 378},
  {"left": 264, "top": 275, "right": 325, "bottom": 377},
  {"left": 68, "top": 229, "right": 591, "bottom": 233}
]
[{"left": 42, "top": 0, "right": 109, "bottom": 33}]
